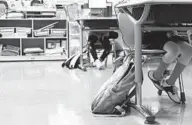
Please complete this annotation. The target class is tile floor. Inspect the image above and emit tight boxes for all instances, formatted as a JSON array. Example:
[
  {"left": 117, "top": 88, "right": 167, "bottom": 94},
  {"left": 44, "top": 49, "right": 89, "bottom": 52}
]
[{"left": 0, "top": 60, "right": 191, "bottom": 125}]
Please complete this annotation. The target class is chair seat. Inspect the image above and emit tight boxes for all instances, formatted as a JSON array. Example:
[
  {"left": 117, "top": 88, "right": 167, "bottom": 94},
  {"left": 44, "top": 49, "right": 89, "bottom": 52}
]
[
  {"left": 125, "top": 49, "right": 166, "bottom": 55},
  {"left": 141, "top": 49, "right": 166, "bottom": 55}
]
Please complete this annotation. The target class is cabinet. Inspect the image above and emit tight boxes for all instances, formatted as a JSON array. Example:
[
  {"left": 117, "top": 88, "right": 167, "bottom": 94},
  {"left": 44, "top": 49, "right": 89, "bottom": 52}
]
[{"left": 0, "top": 19, "right": 68, "bottom": 61}]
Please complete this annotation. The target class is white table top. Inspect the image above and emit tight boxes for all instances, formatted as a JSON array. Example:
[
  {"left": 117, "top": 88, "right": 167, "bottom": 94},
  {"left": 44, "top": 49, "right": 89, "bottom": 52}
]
[
  {"left": 116, "top": 0, "right": 192, "bottom": 8},
  {"left": 15, "top": 6, "right": 56, "bottom": 12}
]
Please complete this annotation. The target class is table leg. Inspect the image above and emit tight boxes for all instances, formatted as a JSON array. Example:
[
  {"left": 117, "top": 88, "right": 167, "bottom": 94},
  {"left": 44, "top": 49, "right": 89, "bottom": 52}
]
[
  {"left": 127, "top": 23, "right": 155, "bottom": 124},
  {"left": 78, "top": 24, "right": 86, "bottom": 71}
]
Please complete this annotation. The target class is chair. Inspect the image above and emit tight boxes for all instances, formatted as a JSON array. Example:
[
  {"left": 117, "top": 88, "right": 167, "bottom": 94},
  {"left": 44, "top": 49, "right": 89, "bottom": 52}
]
[
  {"left": 0, "top": 0, "right": 8, "bottom": 18},
  {"left": 65, "top": 3, "right": 82, "bottom": 57},
  {"left": 117, "top": 11, "right": 166, "bottom": 57},
  {"left": 187, "top": 30, "right": 192, "bottom": 45},
  {"left": 104, "top": 38, "right": 117, "bottom": 67}
]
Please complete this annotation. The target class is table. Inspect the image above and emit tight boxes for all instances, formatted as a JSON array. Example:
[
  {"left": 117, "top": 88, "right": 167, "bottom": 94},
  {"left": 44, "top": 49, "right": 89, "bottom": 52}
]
[
  {"left": 15, "top": 6, "right": 56, "bottom": 18},
  {"left": 116, "top": 0, "right": 192, "bottom": 123},
  {"left": 76, "top": 16, "right": 119, "bottom": 71}
]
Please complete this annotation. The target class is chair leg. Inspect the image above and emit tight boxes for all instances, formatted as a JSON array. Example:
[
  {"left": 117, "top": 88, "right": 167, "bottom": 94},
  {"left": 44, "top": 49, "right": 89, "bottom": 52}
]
[
  {"left": 179, "top": 74, "right": 186, "bottom": 104},
  {"left": 110, "top": 39, "right": 116, "bottom": 69},
  {"left": 105, "top": 56, "right": 108, "bottom": 68},
  {"left": 87, "top": 41, "right": 95, "bottom": 67},
  {"left": 87, "top": 42, "right": 91, "bottom": 65}
]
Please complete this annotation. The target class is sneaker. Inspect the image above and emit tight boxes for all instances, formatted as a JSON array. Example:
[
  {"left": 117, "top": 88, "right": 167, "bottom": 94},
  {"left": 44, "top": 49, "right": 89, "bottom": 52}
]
[
  {"left": 95, "top": 59, "right": 105, "bottom": 70},
  {"left": 148, "top": 70, "right": 163, "bottom": 91},
  {"left": 161, "top": 81, "right": 181, "bottom": 104},
  {"left": 163, "top": 70, "right": 172, "bottom": 79}
]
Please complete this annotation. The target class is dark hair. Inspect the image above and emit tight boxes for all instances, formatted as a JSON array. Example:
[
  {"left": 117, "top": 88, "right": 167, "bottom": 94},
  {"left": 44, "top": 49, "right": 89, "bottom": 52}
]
[{"left": 109, "top": 31, "right": 118, "bottom": 39}]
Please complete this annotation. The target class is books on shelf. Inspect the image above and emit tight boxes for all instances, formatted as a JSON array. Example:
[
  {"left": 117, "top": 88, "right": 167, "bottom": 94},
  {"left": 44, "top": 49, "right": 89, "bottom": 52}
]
[
  {"left": 47, "top": 42, "right": 61, "bottom": 49},
  {"left": 24, "top": 47, "right": 44, "bottom": 54},
  {"left": 34, "top": 22, "right": 66, "bottom": 37},
  {"left": 34, "top": 29, "right": 49, "bottom": 37},
  {"left": 50, "top": 29, "right": 66, "bottom": 35},
  {"left": 16, "top": 27, "right": 32, "bottom": 34},
  {"left": 24, "top": 47, "right": 44, "bottom": 56},
  {"left": 5, "top": 45, "right": 20, "bottom": 52},
  {"left": 45, "top": 47, "right": 64, "bottom": 55},
  {"left": 45, "top": 47, "right": 67, "bottom": 57},
  {"left": 0, "top": 27, "right": 15, "bottom": 33},
  {"left": 50, "top": 29, "right": 66, "bottom": 37},
  {"left": 0, "top": 27, "right": 32, "bottom": 38},
  {"left": 37, "top": 22, "right": 58, "bottom": 31},
  {"left": 34, "top": 22, "right": 57, "bottom": 37},
  {"left": 1, "top": 33, "right": 28, "bottom": 38},
  {"left": 0, "top": 44, "right": 20, "bottom": 56},
  {"left": 0, "top": 27, "right": 31, "bottom": 34},
  {"left": 0, "top": 15, "right": 67, "bottom": 60},
  {"left": 34, "top": 28, "right": 65, "bottom": 37},
  {"left": 1, "top": 51, "right": 19, "bottom": 56},
  {"left": 25, "top": 53, "right": 44, "bottom": 56}
]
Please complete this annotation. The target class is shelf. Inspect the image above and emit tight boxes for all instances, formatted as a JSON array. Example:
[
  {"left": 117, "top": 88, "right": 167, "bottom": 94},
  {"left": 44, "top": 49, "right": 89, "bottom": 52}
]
[
  {"left": 0, "top": 18, "right": 67, "bottom": 20},
  {"left": 0, "top": 19, "right": 32, "bottom": 20},
  {"left": 31, "top": 18, "right": 67, "bottom": 20},
  {"left": 142, "top": 25, "right": 192, "bottom": 31},
  {"left": 0, "top": 38, "right": 22, "bottom": 39},
  {"left": 69, "top": 33, "right": 80, "bottom": 36},
  {"left": 0, "top": 37, "right": 67, "bottom": 39},
  {"left": 35, "top": 36, "right": 67, "bottom": 38},
  {"left": 27, "top": 15, "right": 56, "bottom": 18},
  {"left": 0, "top": 16, "right": 69, "bottom": 61},
  {"left": 0, "top": 55, "right": 67, "bottom": 62}
]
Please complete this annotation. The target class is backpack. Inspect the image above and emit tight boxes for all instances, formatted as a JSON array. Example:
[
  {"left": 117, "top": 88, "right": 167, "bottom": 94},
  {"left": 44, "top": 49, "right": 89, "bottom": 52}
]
[
  {"left": 91, "top": 54, "right": 144, "bottom": 116},
  {"left": 61, "top": 48, "right": 87, "bottom": 71}
]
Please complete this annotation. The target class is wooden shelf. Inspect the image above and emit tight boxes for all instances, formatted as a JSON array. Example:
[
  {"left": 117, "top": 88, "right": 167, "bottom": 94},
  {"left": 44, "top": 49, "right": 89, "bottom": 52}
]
[
  {"left": 0, "top": 55, "right": 67, "bottom": 62},
  {"left": 0, "top": 18, "right": 69, "bottom": 62}
]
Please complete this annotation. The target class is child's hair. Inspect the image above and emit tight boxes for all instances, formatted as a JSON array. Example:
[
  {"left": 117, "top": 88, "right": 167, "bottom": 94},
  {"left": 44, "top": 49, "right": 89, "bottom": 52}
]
[{"left": 109, "top": 31, "right": 119, "bottom": 39}]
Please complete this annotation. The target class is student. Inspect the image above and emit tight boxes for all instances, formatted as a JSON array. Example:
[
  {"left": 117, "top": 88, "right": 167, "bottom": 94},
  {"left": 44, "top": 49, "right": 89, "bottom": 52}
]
[
  {"left": 88, "top": 31, "right": 118, "bottom": 70},
  {"left": 88, "top": 9, "right": 119, "bottom": 70},
  {"left": 147, "top": 31, "right": 192, "bottom": 104}
]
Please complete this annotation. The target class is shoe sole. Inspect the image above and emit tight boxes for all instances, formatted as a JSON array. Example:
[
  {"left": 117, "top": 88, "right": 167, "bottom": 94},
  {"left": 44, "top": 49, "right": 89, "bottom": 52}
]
[
  {"left": 148, "top": 71, "right": 163, "bottom": 91},
  {"left": 148, "top": 71, "right": 181, "bottom": 104},
  {"left": 154, "top": 84, "right": 163, "bottom": 91},
  {"left": 163, "top": 89, "right": 181, "bottom": 104}
]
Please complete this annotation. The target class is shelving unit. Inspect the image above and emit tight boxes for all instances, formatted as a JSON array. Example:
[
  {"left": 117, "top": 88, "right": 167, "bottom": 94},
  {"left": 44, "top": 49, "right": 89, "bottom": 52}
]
[{"left": 0, "top": 18, "right": 68, "bottom": 62}]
